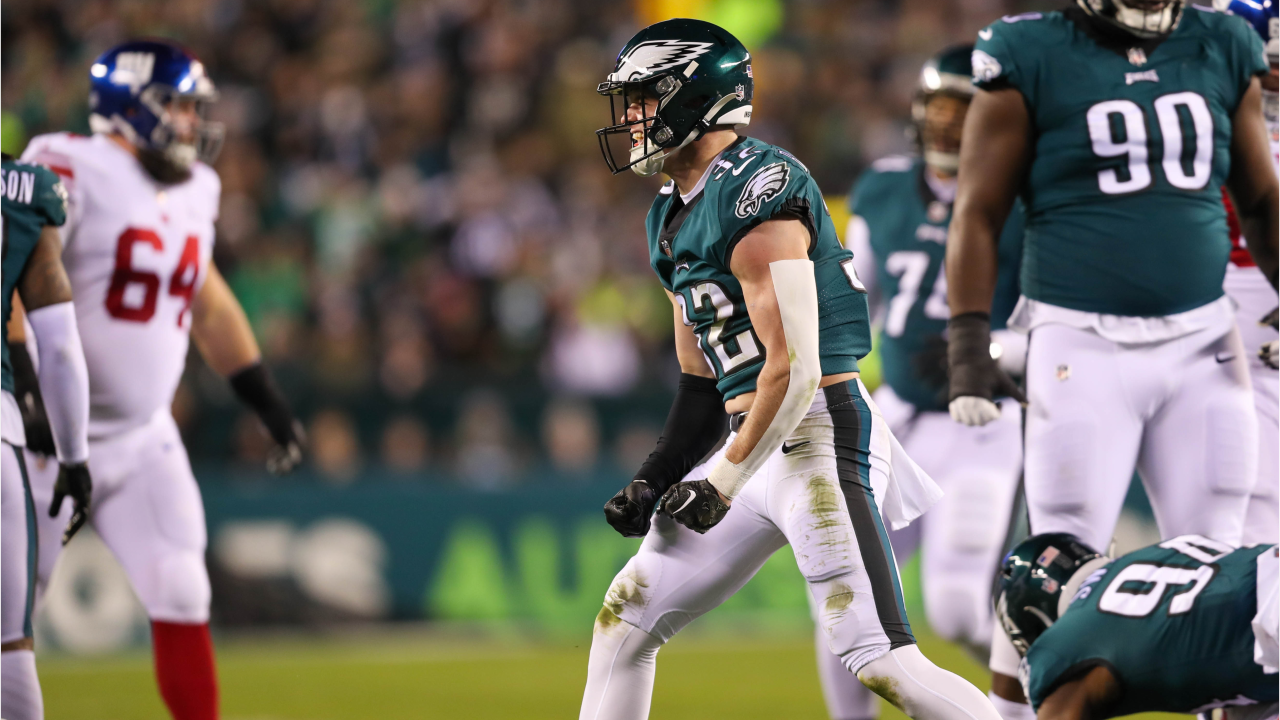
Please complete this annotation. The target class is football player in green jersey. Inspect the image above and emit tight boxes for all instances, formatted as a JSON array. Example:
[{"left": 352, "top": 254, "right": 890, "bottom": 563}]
[
  {"left": 818, "top": 46, "right": 1029, "bottom": 720},
  {"left": 1, "top": 155, "right": 92, "bottom": 720},
  {"left": 994, "top": 533, "right": 1278, "bottom": 719},
  {"left": 945, "top": 0, "right": 1279, "bottom": 710},
  {"left": 582, "top": 19, "right": 1002, "bottom": 720}
]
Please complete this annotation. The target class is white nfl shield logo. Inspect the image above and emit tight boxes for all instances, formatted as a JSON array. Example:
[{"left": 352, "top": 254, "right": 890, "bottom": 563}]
[{"left": 1127, "top": 47, "right": 1148, "bottom": 66}]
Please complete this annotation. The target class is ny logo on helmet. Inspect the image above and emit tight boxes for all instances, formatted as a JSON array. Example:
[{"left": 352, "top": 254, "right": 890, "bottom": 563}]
[
  {"left": 111, "top": 52, "right": 156, "bottom": 95},
  {"left": 611, "top": 40, "right": 714, "bottom": 82}
]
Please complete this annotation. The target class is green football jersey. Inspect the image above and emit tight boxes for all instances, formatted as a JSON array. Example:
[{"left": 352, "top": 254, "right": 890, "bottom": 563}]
[
  {"left": 849, "top": 156, "right": 1024, "bottom": 411},
  {"left": 974, "top": 6, "right": 1268, "bottom": 316},
  {"left": 1, "top": 157, "right": 67, "bottom": 394},
  {"left": 647, "top": 136, "right": 872, "bottom": 400},
  {"left": 1023, "top": 537, "right": 1277, "bottom": 715}
]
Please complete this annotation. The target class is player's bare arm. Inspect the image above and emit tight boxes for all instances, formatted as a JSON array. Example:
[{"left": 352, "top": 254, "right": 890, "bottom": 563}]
[
  {"left": 190, "top": 264, "right": 261, "bottom": 376},
  {"left": 191, "top": 264, "right": 305, "bottom": 474},
  {"left": 1035, "top": 665, "right": 1121, "bottom": 720},
  {"left": 947, "top": 87, "right": 1030, "bottom": 316},
  {"left": 944, "top": 86, "right": 1029, "bottom": 428},
  {"left": 15, "top": 224, "right": 93, "bottom": 544},
  {"left": 1225, "top": 77, "right": 1280, "bottom": 289},
  {"left": 723, "top": 218, "right": 853, "bottom": 458},
  {"left": 17, "top": 226, "right": 73, "bottom": 310}
]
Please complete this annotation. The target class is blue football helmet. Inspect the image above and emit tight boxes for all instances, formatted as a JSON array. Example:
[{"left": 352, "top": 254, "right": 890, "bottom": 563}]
[
  {"left": 1219, "top": 0, "right": 1278, "bottom": 66},
  {"left": 88, "top": 40, "right": 224, "bottom": 172}
]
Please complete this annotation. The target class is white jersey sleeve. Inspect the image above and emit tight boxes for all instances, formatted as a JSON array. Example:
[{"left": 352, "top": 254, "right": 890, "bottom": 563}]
[
  {"left": 22, "top": 133, "right": 221, "bottom": 439},
  {"left": 21, "top": 132, "right": 85, "bottom": 243}
]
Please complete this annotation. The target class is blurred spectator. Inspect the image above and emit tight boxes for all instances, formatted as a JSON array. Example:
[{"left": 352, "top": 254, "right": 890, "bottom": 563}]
[
  {"left": 380, "top": 415, "right": 432, "bottom": 474},
  {"left": 542, "top": 398, "right": 601, "bottom": 476},
  {"left": 0, "top": 0, "right": 1031, "bottom": 482},
  {"left": 613, "top": 423, "right": 663, "bottom": 474},
  {"left": 453, "top": 390, "right": 521, "bottom": 489},
  {"left": 310, "top": 409, "right": 363, "bottom": 484}
]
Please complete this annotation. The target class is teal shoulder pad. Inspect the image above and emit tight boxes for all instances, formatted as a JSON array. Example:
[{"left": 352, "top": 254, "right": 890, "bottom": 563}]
[
  {"left": 706, "top": 139, "right": 825, "bottom": 267},
  {"left": 972, "top": 11, "right": 1065, "bottom": 93},
  {"left": 2, "top": 160, "right": 67, "bottom": 228},
  {"left": 1186, "top": 5, "right": 1270, "bottom": 106}
]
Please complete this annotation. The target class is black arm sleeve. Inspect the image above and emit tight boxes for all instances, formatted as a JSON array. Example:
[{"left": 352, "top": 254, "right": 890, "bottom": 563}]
[
  {"left": 8, "top": 341, "right": 56, "bottom": 455},
  {"left": 228, "top": 363, "right": 297, "bottom": 445},
  {"left": 633, "top": 373, "right": 728, "bottom": 495}
]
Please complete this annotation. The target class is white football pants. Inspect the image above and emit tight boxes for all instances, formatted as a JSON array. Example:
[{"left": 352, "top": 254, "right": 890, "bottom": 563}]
[
  {"left": 27, "top": 409, "right": 211, "bottom": 623},
  {"left": 580, "top": 381, "right": 1000, "bottom": 720},
  {"left": 1225, "top": 266, "right": 1279, "bottom": 546},
  {"left": 2, "top": 440, "right": 38, "bottom": 644},
  {"left": 1023, "top": 321, "right": 1255, "bottom": 552},
  {"left": 815, "top": 386, "right": 1022, "bottom": 719}
]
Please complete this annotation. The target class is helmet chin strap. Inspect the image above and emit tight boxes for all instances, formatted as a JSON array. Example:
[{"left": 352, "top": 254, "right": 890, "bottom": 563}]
[{"left": 630, "top": 93, "right": 742, "bottom": 178}]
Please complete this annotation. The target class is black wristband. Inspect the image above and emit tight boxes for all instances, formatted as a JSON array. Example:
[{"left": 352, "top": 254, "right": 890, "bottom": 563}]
[
  {"left": 947, "top": 312, "right": 995, "bottom": 401},
  {"left": 634, "top": 373, "right": 728, "bottom": 495},
  {"left": 228, "top": 363, "right": 296, "bottom": 445}
]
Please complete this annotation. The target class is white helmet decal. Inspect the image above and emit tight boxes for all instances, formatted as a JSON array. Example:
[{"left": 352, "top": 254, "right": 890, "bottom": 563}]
[{"left": 610, "top": 40, "right": 714, "bottom": 82}]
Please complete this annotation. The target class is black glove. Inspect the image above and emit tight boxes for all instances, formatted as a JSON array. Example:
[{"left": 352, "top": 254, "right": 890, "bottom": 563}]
[
  {"left": 50, "top": 462, "right": 92, "bottom": 545},
  {"left": 1261, "top": 307, "right": 1279, "bottom": 370},
  {"left": 9, "top": 341, "right": 55, "bottom": 456},
  {"left": 229, "top": 364, "right": 305, "bottom": 475},
  {"left": 266, "top": 420, "right": 306, "bottom": 475},
  {"left": 603, "top": 480, "right": 658, "bottom": 537},
  {"left": 658, "top": 480, "right": 730, "bottom": 534},
  {"left": 947, "top": 312, "right": 1026, "bottom": 404}
]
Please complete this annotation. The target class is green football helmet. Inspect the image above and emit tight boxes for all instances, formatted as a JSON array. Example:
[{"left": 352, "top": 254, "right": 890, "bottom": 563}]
[
  {"left": 1077, "top": 0, "right": 1186, "bottom": 38},
  {"left": 910, "top": 44, "right": 976, "bottom": 174},
  {"left": 995, "top": 533, "right": 1109, "bottom": 656},
  {"left": 596, "top": 18, "right": 753, "bottom": 176}
]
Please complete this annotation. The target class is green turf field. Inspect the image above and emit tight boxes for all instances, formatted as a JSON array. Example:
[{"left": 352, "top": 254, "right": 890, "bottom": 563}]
[{"left": 39, "top": 625, "right": 1187, "bottom": 720}]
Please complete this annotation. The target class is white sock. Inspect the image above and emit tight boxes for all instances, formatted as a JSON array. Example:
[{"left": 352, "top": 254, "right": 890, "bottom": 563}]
[
  {"left": 855, "top": 645, "right": 1001, "bottom": 720},
  {"left": 2, "top": 649, "right": 44, "bottom": 720},
  {"left": 815, "top": 624, "right": 880, "bottom": 720},
  {"left": 988, "top": 692, "right": 1036, "bottom": 720},
  {"left": 579, "top": 611, "right": 663, "bottom": 720}
]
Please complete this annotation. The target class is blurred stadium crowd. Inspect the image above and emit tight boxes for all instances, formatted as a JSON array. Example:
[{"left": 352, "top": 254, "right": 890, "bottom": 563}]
[{"left": 1, "top": 0, "right": 1020, "bottom": 486}]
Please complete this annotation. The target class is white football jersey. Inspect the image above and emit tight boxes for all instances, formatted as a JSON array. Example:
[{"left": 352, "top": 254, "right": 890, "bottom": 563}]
[{"left": 22, "top": 133, "right": 219, "bottom": 439}]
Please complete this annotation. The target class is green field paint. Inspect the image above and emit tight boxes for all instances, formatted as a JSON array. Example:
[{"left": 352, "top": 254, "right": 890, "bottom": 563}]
[{"left": 427, "top": 521, "right": 511, "bottom": 620}]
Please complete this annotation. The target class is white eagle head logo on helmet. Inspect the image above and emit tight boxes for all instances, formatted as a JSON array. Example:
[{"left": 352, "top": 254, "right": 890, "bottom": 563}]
[
  {"left": 735, "top": 162, "right": 791, "bottom": 218},
  {"left": 610, "top": 40, "right": 715, "bottom": 82}
]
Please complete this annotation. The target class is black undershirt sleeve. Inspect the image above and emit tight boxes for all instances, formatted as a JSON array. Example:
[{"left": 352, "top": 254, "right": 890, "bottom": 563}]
[{"left": 634, "top": 373, "right": 728, "bottom": 495}]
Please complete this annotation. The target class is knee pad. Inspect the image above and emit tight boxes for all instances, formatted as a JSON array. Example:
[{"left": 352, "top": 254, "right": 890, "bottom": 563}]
[{"left": 142, "top": 550, "right": 211, "bottom": 623}]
